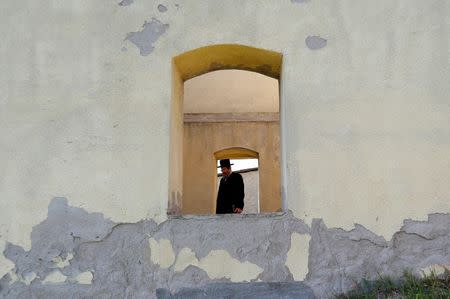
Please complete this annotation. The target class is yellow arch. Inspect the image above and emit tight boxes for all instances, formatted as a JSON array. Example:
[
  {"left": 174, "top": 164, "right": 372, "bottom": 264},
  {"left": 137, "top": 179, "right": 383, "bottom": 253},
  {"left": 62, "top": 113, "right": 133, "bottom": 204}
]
[
  {"left": 214, "top": 147, "right": 259, "bottom": 160},
  {"left": 173, "top": 44, "right": 282, "bottom": 81}
]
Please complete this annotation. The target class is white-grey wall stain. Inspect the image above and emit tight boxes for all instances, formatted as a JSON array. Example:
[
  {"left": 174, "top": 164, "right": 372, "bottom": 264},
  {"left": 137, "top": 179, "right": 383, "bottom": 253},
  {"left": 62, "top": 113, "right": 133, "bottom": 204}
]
[{"left": 125, "top": 18, "right": 169, "bottom": 56}]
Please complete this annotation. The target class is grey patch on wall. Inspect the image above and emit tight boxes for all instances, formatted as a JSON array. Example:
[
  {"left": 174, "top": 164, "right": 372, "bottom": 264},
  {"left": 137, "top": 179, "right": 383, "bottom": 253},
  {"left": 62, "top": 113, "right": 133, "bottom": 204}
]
[
  {"left": 125, "top": 18, "right": 169, "bottom": 56},
  {"left": 154, "top": 212, "right": 310, "bottom": 282},
  {"left": 305, "top": 36, "right": 327, "bottom": 50},
  {"left": 1, "top": 197, "right": 449, "bottom": 298},
  {"left": 291, "top": 0, "right": 310, "bottom": 3},
  {"left": 2, "top": 198, "right": 115, "bottom": 285},
  {"left": 306, "top": 214, "right": 450, "bottom": 298},
  {"left": 156, "top": 282, "right": 315, "bottom": 299},
  {"left": 158, "top": 4, "right": 168, "bottom": 12},
  {"left": 118, "top": 0, "right": 134, "bottom": 6},
  {"left": 121, "top": 47, "right": 128, "bottom": 52}
]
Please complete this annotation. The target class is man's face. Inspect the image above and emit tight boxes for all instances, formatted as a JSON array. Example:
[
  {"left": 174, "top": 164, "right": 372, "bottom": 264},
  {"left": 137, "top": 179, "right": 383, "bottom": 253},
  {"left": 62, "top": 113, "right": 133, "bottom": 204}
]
[{"left": 221, "top": 166, "right": 231, "bottom": 177}]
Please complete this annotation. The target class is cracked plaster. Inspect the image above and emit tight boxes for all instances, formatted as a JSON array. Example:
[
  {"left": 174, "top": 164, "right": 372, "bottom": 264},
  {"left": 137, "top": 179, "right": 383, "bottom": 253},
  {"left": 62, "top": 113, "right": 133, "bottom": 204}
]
[{"left": 0, "top": 198, "right": 448, "bottom": 298}]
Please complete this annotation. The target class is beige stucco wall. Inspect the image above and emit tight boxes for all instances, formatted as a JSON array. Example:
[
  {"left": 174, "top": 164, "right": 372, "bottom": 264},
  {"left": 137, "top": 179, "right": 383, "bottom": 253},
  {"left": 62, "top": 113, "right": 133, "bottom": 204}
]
[
  {"left": 1, "top": 0, "right": 449, "bottom": 277},
  {"left": 183, "top": 122, "right": 281, "bottom": 214}
]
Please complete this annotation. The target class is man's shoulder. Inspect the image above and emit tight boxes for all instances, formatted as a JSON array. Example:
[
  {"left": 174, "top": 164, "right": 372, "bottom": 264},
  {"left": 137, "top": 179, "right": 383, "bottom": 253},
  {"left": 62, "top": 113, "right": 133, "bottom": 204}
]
[{"left": 230, "top": 172, "right": 243, "bottom": 179}]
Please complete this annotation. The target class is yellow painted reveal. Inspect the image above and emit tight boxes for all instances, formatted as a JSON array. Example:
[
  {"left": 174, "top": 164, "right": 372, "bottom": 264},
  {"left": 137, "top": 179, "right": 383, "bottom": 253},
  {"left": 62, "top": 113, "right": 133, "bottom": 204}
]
[
  {"left": 214, "top": 147, "right": 259, "bottom": 160},
  {"left": 173, "top": 44, "right": 282, "bottom": 81}
]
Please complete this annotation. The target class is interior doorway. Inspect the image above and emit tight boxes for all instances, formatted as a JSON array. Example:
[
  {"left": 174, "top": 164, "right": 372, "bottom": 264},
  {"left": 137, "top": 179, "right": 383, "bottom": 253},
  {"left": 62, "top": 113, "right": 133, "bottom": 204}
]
[{"left": 216, "top": 158, "right": 260, "bottom": 214}]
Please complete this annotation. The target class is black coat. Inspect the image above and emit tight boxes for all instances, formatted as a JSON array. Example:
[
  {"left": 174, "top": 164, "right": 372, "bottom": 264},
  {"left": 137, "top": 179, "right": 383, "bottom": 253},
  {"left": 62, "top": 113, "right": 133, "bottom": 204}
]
[{"left": 216, "top": 172, "right": 245, "bottom": 214}]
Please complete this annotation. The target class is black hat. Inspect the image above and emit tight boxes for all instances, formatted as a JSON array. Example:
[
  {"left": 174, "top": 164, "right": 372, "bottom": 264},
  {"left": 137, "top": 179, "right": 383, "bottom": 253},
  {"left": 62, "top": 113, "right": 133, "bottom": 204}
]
[{"left": 218, "top": 159, "right": 234, "bottom": 168}]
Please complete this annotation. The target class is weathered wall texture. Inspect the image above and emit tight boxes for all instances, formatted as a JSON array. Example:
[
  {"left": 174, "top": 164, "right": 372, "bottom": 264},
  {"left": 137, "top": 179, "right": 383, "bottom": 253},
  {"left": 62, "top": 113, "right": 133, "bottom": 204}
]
[
  {"left": 1, "top": 0, "right": 449, "bottom": 297},
  {"left": 183, "top": 122, "right": 280, "bottom": 214},
  {"left": 0, "top": 199, "right": 448, "bottom": 298}
]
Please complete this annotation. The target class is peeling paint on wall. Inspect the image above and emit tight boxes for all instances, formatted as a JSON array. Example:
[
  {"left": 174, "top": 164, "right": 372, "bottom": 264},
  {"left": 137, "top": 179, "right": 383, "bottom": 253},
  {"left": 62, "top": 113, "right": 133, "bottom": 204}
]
[
  {"left": 125, "top": 18, "right": 169, "bottom": 56},
  {"left": 22, "top": 272, "right": 37, "bottom": 285},
  {"left": 0, "top": 198, "right": 448, "bottom": 298},
  {"left": 305, "top": 35, "right": 327, "bottom": 50},
  {"left": 174, "top": 248, "right": 263, "bottom": 282},
  {"left": 118, "top": 0, "right": 134, "bottom": 6},
  {"left": 199, "top": 250, "right": 264, "bottom": 282},
  {"left": 52, "top": 253, "right": 73, "bottom": 268},
  {"left": 42, "top": 270, "right": 67, "bottom": 284},
  {"left": 75, "top": 271, "right": 93, "bottom": 284},
  {"left": 420, "top": 264, "right": 449, "bottom": 277},
  {"left": 174, "top": 247, "right": 197, "bottom": 272},
  {"left": 0, "top": 253, "right": 14, "bottom": 281},
  {"left": 149, "top": 238, "right": 176, "bottom": 268},
  {"left": 285, "top": 233, "right": 311, "bottom": 280}
]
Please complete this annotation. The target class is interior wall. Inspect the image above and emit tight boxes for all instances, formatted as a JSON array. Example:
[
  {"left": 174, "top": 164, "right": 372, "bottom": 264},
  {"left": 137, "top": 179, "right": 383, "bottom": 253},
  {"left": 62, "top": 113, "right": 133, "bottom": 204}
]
[
  {"left": 183, "top": 122, "right": 280, "bottom": 214},
  {"left": 183, "top": 70, "right": 279, "bottom": 113}
]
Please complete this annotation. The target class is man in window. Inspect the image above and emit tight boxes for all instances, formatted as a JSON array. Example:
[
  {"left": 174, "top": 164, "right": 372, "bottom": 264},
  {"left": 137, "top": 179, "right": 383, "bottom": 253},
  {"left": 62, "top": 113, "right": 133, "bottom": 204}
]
[{"left": 216, "top": 159, "right": 245, "bottom": 214}]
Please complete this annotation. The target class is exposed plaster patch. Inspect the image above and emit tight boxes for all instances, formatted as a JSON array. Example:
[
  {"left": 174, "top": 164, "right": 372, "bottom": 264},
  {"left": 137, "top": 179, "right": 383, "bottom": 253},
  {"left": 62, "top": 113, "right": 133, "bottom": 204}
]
[
  {"left": 22, "top": 272, "right": 37, "bottom": 285},
  {"left": 42, "top": 270, "right": 67, "bottom": 284},
  {"left": 420, "top": 264, "right": 449, "bottom": 278},
  {"left": 401, "top": 213, "right": 450, "bottom": 239},
  {"left": 118, "top": 0, "right": 133, "bottom": 6},
  {"left": 285, "top": 233, "right": 311, "bottom": 281},
  {"left": 149, "top": 238, "right": 175, "bottom": 268},
  {"left": 158, "top": 4, "right": 168, "bottom": 12},
  {"left": 53, "top": 253, "right": 73, "bottom": 268},
  {"left": 8, "top": 271, "right": 19, "bottom": 285},
  {"left": 75, "top": 270, "right": 93, "bottom": 284},
  {"left": 174, "top": 247, "right": 197, "bottom": 272},
  {"left": 0, "top": 255, "right": 14, "bottom": 280},
  {"left": 125, "top": 18, "right": 169, "bottom": 56},
  {"left": 305, "top": 35, "right": 327, "bottom": 50},
  {"left": 6, "top": 270, "right": 36, "bottom": 286}
]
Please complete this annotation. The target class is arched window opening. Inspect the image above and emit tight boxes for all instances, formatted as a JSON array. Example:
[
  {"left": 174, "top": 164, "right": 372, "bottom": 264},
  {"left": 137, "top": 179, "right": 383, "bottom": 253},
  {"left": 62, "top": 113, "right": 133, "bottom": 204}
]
[
  {"left": 169, "top": 44, "right": 283, "bottom": 215},
  {"left": 215, "top": 148, "right": 260, "bottom": 214}
]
